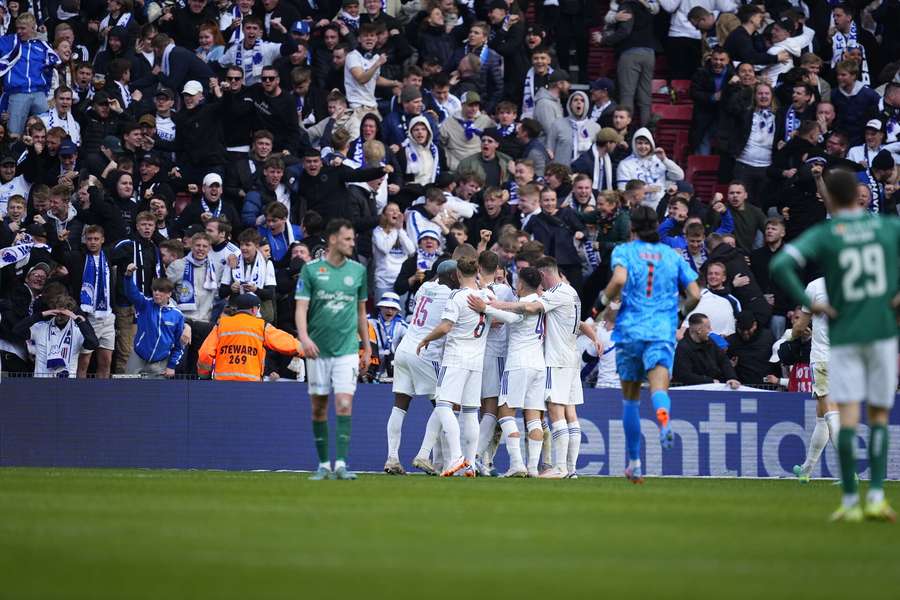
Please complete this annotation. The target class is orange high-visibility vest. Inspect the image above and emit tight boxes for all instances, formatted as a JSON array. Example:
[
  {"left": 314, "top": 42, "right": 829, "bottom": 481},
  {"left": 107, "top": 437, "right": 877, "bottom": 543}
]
[{"left": 197, "top": 312, "right": 301, "bottom": 381}]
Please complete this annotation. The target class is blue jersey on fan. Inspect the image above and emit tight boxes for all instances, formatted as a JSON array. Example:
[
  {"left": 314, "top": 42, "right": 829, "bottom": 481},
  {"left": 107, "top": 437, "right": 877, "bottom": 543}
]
[{"left": 611, "top": 240, "right": 697, "bottom": 345}]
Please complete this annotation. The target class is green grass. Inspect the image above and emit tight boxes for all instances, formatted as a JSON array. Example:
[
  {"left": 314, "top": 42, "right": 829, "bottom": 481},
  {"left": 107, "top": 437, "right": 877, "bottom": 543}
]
[{"left": 0, "top": 469, "right": 898, "bottom": 600}]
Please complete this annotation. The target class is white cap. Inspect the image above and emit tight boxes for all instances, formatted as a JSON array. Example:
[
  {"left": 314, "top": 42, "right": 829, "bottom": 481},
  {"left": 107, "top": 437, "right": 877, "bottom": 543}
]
[
  {"left": 203, "top": 173, "right": 223, "bottom": 186},
  {"left": 376, "top": 292, "right": 402, "bottom": 311},
  {"left": 182, "top": 80, "right": 203, "bottom": 96},
  {"left": 417, "top": 229, "right": 441, "bottom": 242},
  {"left": 865, "top": 118, "right": 883, "bottom": 131}
]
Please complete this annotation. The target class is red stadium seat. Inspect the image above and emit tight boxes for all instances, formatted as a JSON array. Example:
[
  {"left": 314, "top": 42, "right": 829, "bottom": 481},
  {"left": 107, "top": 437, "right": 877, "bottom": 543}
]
[
  {"left": 652, "top": 104, "right": 693, "bottom": 123},
  {"left": 685, "top": 155, "right": 721, "bottom": 202},
  {"left": 669, "top": 79, "right": 692, "bottom": 105},
  {"left": 653, "top": 54, "right": 669, "bottom": 79},
  {"left": 651, "top": 79, "right": 667, "bottom": 94},
  {"left": 587, "top": 38, "right": 616, "bottom": 79}
]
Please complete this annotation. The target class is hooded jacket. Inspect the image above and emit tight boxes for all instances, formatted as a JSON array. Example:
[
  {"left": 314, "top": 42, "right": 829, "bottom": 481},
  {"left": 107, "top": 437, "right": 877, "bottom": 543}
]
[
  {"left": 832, "top": 81, "right": 882, "bottom": 146},
  {"left": 439, "top": 111, "right": 496, "bottom": 171},
  {"left": 533, "top": 87, "right": 563, "bottom": 142},
  {"left": 396, "top": 116, "right": 445, "bottom": 187},
  {"left": 615, "top": 127, "right": 685, "bottom": 209},
  {"left": 546, "top": 91, "right": 601, "bottom": 165},
  {"left": 124, "top": 277, "right": 185, "bottom": 369}
]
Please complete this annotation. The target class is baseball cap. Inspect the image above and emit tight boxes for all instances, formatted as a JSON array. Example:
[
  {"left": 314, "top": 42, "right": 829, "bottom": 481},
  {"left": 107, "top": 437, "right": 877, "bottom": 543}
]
[
  {"left": 460, "top": 91, "right": 481, "bottom": 105},
  {"left": 0, "top": 154, "right": 18, "bottom": 166},
  {"left": 229, "top": 293, "right": 261, "bottom": 310},
  {"left": 736, "top": 311, "right": 757, "bottom": 330},
  {"left": 182, "top": 80, "right": 204, "bottom": 96},
  {"left": 140, "top": 152, "right": 163, "bottom": 166},
  {"left": 291, "top": 21, "right": 311, "bottom": 35},
  {"left": 58, "top": 140, "right": 78, "bottom": 156},
  {"left": 101, "top": 135, "right": 123, "bottom": 153},
  {"left": 487, "top": 0, "right": 507, "bottom": 11},
  {"left": 548, "top": 70, "right": 570, "bottom": 84},
  {"left": 92, "top": 90, "right": 110, "bottom": 105},
  {"left": 864, "top": 118, "right": 883, "bottom": 131},
  {"left": 154, "top": 86, "right": 175, "bottom": 100},
  {"left": 25, "top": 224, "right": 47, "bottom": 238},
  {"left": 138, "top": 114, "right": 156, "bottom": 128},
  {"left": 437, "top": 259, "right": 458, "bottom": 275},
  {"left": 203, "top": 173, "right": 223, "bottom": 186},
  {"left": 590, "top": 77, "right": 614, "bottom": 92},
  {"left": 675, "top": 181, "right": 694, "bottom": 195},
  {"left": 376, "top": 292, "right": 402, "bottom": 311},
  {"left": 480, "top": 128, "right": 501, "bottom": 143},
  {"left": 27, "top": 261, "right": 51, "bottom": 276}
]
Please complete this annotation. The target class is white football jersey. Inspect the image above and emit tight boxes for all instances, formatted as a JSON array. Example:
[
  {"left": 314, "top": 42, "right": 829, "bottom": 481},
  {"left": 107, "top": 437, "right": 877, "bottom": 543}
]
[
  {"left": 440, "top": 287, "right": 495, "bottom": 371},
  {"left": 398, "top": 280, "right": 453, "bottom": 362},
  {"left": 539, "top": 282, "right": 581, "bottom": 368},
  {"left": 802, "top": 278, "right": 829, "bottom": 365},
  {"left": 505, "top": 293, "right": 546, "bottom": 371},
  {"left": 483, "top": 281, "right": 516, "bottom": 358}
]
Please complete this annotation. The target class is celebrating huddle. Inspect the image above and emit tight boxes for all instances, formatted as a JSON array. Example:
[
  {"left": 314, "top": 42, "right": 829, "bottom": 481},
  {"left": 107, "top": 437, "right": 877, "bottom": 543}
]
[{"left": 383, "top": 204, "right": 700, "bottom": 480}]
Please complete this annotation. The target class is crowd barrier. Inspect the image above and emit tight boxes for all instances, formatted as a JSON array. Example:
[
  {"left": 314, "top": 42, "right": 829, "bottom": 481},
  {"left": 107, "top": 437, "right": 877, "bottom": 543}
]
[{"left": 1, "top": 379, "right": 898, "bottom": 478}]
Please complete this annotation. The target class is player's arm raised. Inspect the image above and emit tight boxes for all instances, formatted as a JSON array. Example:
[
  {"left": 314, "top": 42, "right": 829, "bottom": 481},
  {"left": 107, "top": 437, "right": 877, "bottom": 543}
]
[
  {"left": 484, "top": 298, "right": 544, "bottom": 315},
  {"left": 417, "top": 319, "right": 453, "bottom": 355}
]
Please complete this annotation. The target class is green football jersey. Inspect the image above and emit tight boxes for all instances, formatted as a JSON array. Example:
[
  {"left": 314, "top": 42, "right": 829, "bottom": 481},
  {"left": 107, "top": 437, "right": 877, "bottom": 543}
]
[
  {"left": 783, "top": 213, "right": 899, "bottom": 346},
  {"left": 295, "top": 257, "right": 367, "bottom": 357}
]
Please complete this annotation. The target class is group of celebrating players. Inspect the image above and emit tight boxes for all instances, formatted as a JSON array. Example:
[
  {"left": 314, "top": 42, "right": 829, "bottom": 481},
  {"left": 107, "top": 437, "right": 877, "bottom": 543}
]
[{"left": 296, "top": 167, "right": 898, "bottom": 523}]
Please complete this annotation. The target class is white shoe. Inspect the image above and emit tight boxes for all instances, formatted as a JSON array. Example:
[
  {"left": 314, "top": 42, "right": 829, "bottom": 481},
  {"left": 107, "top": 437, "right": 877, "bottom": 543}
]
[
  {"left": 527, "top": 469, "right": 540, "bottom": 478},
  {"left": 502, "top": 467, "right": 528, "bottom": 478},
  {"left": 566, "top": 472, "right": 579, "bottom": 479},
  {"left": 538, "top": 467, "right": 567, "bottom": 479}
]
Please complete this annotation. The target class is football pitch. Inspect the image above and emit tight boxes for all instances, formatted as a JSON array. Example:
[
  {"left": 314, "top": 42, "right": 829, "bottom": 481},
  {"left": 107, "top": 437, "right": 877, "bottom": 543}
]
[{"left": 1, "top": 469, "right": 898, "bottom": 600}]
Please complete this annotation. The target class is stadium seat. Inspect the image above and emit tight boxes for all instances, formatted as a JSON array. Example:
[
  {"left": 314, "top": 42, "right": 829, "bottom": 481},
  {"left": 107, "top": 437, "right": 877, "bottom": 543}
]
[
  {"left": 653, "top": 54, "right": 669, "bottom": 79},
  {"left": 669, "top": 79, "right": 692, "bottom": 105},
  {"left": 652, "top": 103, "right": 693, "bottom": 123},
  {"left": 651, "top": 79, "right": 667, "bottom": 94},
  {"left": 685, "top": 155, "right": 721, "bottom": 202},
  {"left": 587, "top": 31, "right": 616, "bottom": 79}
]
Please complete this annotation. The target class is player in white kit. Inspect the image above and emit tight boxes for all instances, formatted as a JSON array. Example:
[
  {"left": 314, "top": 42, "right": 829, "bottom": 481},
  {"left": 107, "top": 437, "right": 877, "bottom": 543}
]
[
  {"left": 416, "top": 256, "right": 514, "bottom": 477},
  {"left": 384, "top": 260, "right": 458, "bottom": 475},
  {"left": 470, "top": 266, "right": 548, "bottom": 477},
  {"left": 482, "top": 256, "right": 603, "bottom": 478},
  {"left": 474, "top": 250, "right": 517, "bottom": 476},
  {"left": 791, "top": 277, "right": 839, "bottom": 483}
]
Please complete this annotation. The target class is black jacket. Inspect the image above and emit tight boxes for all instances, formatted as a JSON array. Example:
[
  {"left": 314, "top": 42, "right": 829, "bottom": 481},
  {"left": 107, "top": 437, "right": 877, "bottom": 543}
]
[
  {"left": 704, "top": 242, "right": 772, "bottom": 326},
  {"left": 299, "top": 164, "right": 388, "bottom": 225},
  {"left": 525, "top": 209, "right": 585, "bottom": 267},
  {"left": 173, "top": 99, "right": 227, "bottom": 170},
  {"left": 727, "top": 328, "right": 776, "bottom": 384},
  {"left": 218, "top": 87, "right": 257, "bottom": 151},
  {"left": 246, "top": 85, "right": 310, "bottom": 155},
  {"left": 724, "top": 26, "right": 779, "bottom": 66},
  {"left": 176, "top": 198, "right": 241, "bottom": 233},
  {"left": 346, "top": 183, "right": 381, "bottom": 260},
  {"left": 155, "top": 46, "right": 215, "bottom": 99},
  {"left": 466, "top": 204, "right": 517, "bottom": 247},
  {"left": 674, "top": 334, "right": 738, "bottom": 384},
  {"left": 689, "top": 63, "right": 734, "bottom": 149}
]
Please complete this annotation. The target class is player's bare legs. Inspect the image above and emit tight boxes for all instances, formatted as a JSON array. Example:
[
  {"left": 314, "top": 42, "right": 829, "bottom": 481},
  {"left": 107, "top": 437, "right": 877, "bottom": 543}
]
[
  {"left": 794, "top": 394, "right": 839, "bottom": 482},
  {"left": 385, "top": 393, "right": 411, "bottom": 475},
  {"left": 541, "top": 402, "right": 568, "bottom": 478},
  {"left": 564, "top": 404, "right": 580, "bottom": 478},
  {"left": 524, "top": 409, "right": 544, "bottom": 476}
]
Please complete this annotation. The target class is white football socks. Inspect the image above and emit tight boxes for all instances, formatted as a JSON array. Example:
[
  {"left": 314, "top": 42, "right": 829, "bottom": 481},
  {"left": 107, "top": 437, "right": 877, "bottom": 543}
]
[
  {"left": 551, "top": 420, "right": 569, "bottom": 471},
  {"left": 801, "top": 417, "right": 830, "bottom": 474},
  {"left": 499, "top": 416, "right": 524, "bottom": 471},
  {"left": 824, "top": 410, "right": 840, "bottom": 447},
  {"left": 416, "top": 409, "right": 442, "bottom": 460},
  {"left": 435, "top": 402, "right": 463, "bottom": 464},
  {"left": 567, "top": 420, "right": 581, "bottom": 474},
  {"left": 460, "top": 407, "right": 480, "bottom": 464},
  {"left": 476, "top": 412, "right": 498, "bottom": 459},
  {"left": 526, "top": 419, "right": 543, "bottom": 473},
  {"left": 387, "top": 406, "right": 406, "bottom": 461}
]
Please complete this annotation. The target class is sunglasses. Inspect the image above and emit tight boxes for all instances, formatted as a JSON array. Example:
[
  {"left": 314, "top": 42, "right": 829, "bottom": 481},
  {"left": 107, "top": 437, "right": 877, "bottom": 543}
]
[
  {"left": 261, "top": 76, "right": 277, "bottom": 82},
  {"left": 226, "top": 76, "right": 242, "bottom": 81}
]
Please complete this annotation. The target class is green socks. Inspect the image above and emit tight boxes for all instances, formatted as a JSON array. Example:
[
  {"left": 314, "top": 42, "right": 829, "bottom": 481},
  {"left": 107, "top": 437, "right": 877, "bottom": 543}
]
[
  {"left": 869, "top": 424, "right": 888, "bottom": 491},
  {"left": 312, "top": 420, "right": 329, "bottom": 464},
  {"left": 336, "top": 415, "right": 352, "bottom": 463},
  {"left": 838, "top": 428, "right": 858, "bottom": 496}
]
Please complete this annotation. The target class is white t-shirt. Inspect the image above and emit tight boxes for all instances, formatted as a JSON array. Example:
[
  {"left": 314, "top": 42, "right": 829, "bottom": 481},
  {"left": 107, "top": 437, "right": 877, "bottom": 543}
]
[
  {"left": 0, "top": 175, "right": 31, "bottom": 216},
  {"left": 505, "top": 292, "right": 546, "bottom": 371},
  {"left": 738, "top": 110, "right": 775, "bottom": 167},
  {"left": 802, "top": 278, "right": 829, "bottom": 365},
  {"left": 397, "top": 280, "right": 452, "bottom": 362},
  {"left": 483, "top": 281, "right": 516, "bottom": 358},
  {"left": 344, "top": 50, "right": 380, "bottom": 107},
  {"left": 440, "top": 287, "right": 495, "bottom": 371},
  {"left": 219, "top": 256, "right": 276, "bottom": 289},
  {"left": 538, "top": 282, "right": 580, "bottom": 368},
  {"left": 209, "top": 242, "right": 241, "bottom": 279},
  {"left": 578, "top": 320, "right": 619, "bottom": 388},
  {"left": 683, "top": 289, "right": 736, "bottom": 336},
  {"left": 373, "top": 227, "right": 416, "bottom": 290}
]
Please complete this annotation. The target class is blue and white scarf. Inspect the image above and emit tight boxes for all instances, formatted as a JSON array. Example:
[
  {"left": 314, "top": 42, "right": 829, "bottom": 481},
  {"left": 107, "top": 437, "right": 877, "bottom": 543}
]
[
  {"left": 498, "top": 123, "right": 516, "bottom": 137},
  {"left": 521, "top": 66, "right": 551, "bottom": 118},
  {"left": 831, "top": 22, "right": 870, "bottom": 84},
  {"left": 98, "top": 12, "right": 132, "bottom": 51},
  {"left": 80, "top": 251, "right": 110, "bottom": 316},
  {"left": 506, "top": 179, "right": 519, "bottom": 205},
  {"left": 349, "top": 138, "right": 366, "bottom": 165},
  {"left": 235, "top": 38, "right": 265, "bottom": 81},
  {"left": 456, "top": 118, "right": 483, "bottom": 140},
  {"left": 375, "top": 313, "right": 401, "bottom": 352},
  {"left": 0, "top": 235, "right": 33, "bottom": 267},
  {"left": 583, "top": 238, "right": 600, "bottom": 270},
  {"left": 337, "top": 10, "right": 360, "bottom": 33},
  {"left": 784, "top": 106, "right": 800, "bottom": 141},
  {"left": 403, "top": 138, "right": 440, "bottom": 183},
  {"left": 679, "top": 244, "right": 708, "bottom": 273},
  {"left": 45, "top": 318, "right": 75, "bottom": 373},
  {"left": 756, "top": 109, "right": 775, "bottom": 134},
  {"left": 227, "top": 5, "right": 246, "bottom": 45},
  {"left": 201, "top": 199, "right": 222, "bottom": 218},
  {"left": 864, "top": 169, "right": 883, "bottom": 214},
  {"left": 415, "top": 248, "right": 439, "bottom": 271},
  {"left": 263, "top": 223, "right": 296, "bottom": 261},
  {"left": 232, "top": 251, "right": 268, "bottom": 289},
  {"left": 570, "top": 116, "right": 592, "bottom": 161},
  {"left": 465, "top": 43, "right": 490, "bottom": 65},
  {"left": 177, "top": 253, "right": 217, "bottom": 311}
]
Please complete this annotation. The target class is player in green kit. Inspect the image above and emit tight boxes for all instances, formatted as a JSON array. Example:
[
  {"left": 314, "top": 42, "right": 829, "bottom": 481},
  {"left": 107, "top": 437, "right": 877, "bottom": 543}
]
[
  {"left": 295, "top": 219, "right": 371, "bottom": 481},
  {"left": 770, "top": 166, "right": 899, "bottom": 523}
]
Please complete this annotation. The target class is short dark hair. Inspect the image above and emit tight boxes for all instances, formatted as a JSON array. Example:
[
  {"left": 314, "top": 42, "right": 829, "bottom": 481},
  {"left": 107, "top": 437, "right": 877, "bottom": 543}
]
[
  {"left": 824, "top": 168, "right": 859, "bottom": 208},
  {"left": 630, "top": 205, "right": 660, "bottom": 243},
  {"left": 518, "top": 266, "right": 542, "bottom": 290},
  {"left": 151, "top": 278, "right": 175, "bottom": 293},
  {"left": 238, "top": 228, "right": 261, "bottom": 245},
  {"left": 688, "top": 313, "right": 708, "bottom": 326},
  {"left": 477, "top": 250, "right": 500, "bottom": 272},
  {"left": 456, "top": 256, "right": 478, "bottom": 276},
  {"left": 265, "top": 203, "right": 288, "bottom": 219},
  {"left": 302, "top": 210, "right": 324, "bottom": 235},
  {"left": 534, "top": 255, "right": 558, "bottom": 272},
  {"left": 325, "top": 218, "right": 353, "bottom": 239},
  {"left": 737, "top": 4, "right": 762, "bottom": 23},
  {"left": 519, "top": 118, "right": 542, "bottom": 140}
]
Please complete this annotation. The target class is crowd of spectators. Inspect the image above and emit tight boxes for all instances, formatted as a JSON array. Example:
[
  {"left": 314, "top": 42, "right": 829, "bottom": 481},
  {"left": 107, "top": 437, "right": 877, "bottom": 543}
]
[{"left": 0, "top": 0, "right": 897, "bottom": 387}]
